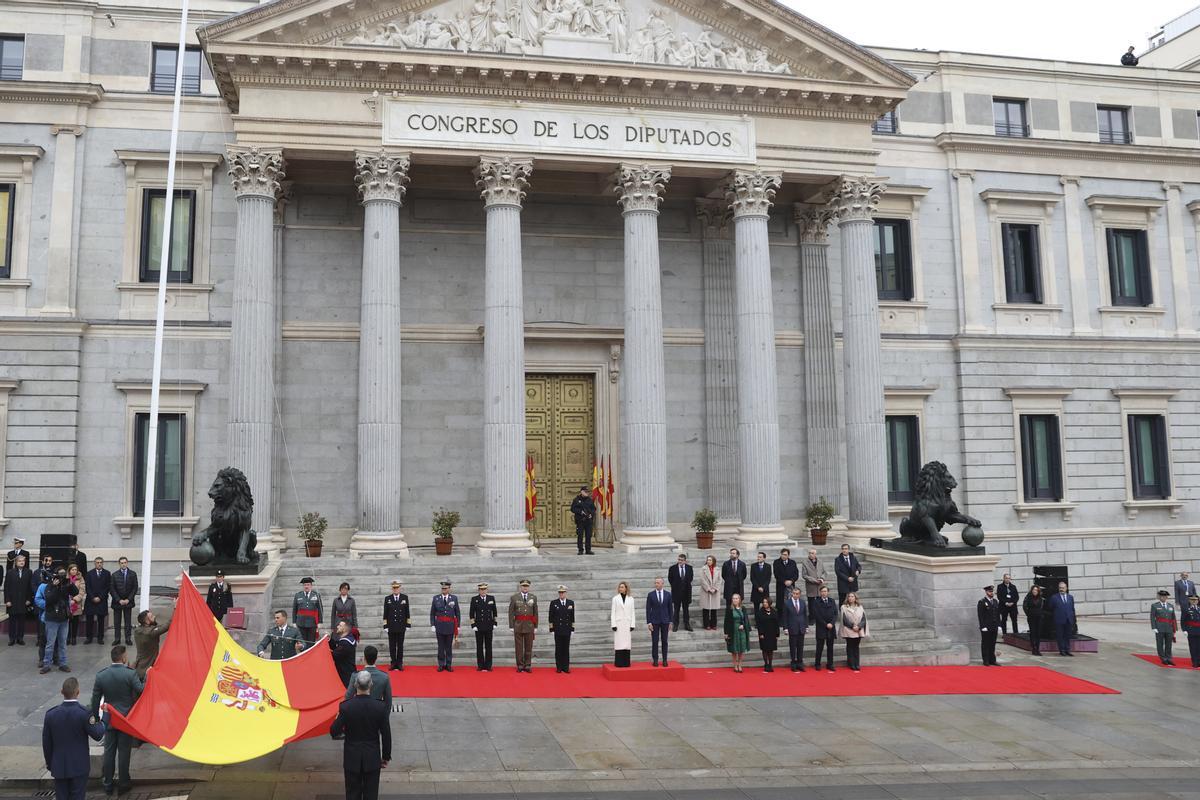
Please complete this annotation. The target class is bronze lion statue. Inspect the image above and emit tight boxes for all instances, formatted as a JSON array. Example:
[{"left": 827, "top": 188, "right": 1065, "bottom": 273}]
[
  {"left": 897, "top": 461, "right": 981, "bottom": 548},
  {"left": 190, "top": 467, "right": 259, "bottom": 565}
]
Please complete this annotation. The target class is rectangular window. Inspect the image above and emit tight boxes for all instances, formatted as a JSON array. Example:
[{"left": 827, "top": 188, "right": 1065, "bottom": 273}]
[
  {"left": 1128, "top": 414, "right": 1170, "bottom": 499},
  {"left": 872, "top": 110, "right": 899, "bottom": 135},
  {"left": 0, "top": 36, "right": 23, "bottom": 80},
  {"left": 0, "top": 183, "right": 13, "bottom": 279},
  {"left": 1001, "top": 222, "right": 1042, "bottom": 303},
  {"left": 873, "top": 218, "right": 913, "bottom": 301},
  {"left": 886, "top": 415, "right": 921, "bottom": 503},
  {"left": 151, "top": 45, "right": 202, "bottom": 94},
  {"left": 1105, "top": 228, "right": 1152, "bottom": 306},
  {"left": 133, "top": 412, "right": 185, "bottom": 516},
  {"left": 993, "top": 98, "right": 1029, "bottom": 137},
  {"left": 1019, "top": 414, "right": 1063, "bottom": 501},
  {"left": 139, "top": 188, "right": 195, "bottom": 283},
  {"left": 1097, "top": 105, "right": 1132, "bottom": 144}
]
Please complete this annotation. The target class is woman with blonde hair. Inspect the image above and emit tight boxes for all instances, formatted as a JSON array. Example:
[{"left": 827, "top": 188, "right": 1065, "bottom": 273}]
[
  {"left": 838, "top": 591, "right": 869, "bottom": 671},
  {"left": 724, "top": 593, "right": 751, "bottom": 672},
  {"left": 610, "top": 581, "right": 636, "bottom": 667},
  {"left": 66, "top": 564, "right": 84, "bottom": 645}
]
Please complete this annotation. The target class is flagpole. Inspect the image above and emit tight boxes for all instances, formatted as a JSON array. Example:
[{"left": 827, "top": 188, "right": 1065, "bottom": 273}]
[{"left": 139, "top": 0, "right": 191, "bottom": 612}]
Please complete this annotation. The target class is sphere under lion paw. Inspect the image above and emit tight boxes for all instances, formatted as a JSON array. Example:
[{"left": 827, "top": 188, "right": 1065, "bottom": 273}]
[
  {"left": 190, "top": 540, "right": 215, "bottom": 566},
  {"left": 961, "top": 525, "right": 985, "bottom": 547}
]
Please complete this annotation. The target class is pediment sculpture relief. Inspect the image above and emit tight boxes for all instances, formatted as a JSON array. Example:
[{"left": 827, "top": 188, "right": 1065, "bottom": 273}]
[{"left": 335, "top": 0, "right": 792, "bottom": 75}]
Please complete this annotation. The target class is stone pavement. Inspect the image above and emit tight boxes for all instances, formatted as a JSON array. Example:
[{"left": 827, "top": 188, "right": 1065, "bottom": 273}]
[{"left": 0, "top": 618, "right": 1197, "bottom": 799}]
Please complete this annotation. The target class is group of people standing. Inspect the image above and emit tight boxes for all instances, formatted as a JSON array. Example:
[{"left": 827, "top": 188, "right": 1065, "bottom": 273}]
[
  {"left": 1147, "top": 571, "right": 1200, "bottom": 668},
  {"left": 977, "top": 575, "right": 1080, "bottom": 663}
]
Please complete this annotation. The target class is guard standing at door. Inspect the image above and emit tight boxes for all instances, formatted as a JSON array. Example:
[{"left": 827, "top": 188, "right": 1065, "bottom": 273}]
[
  {"left": 570, "top": 486, "right": 596, "bottom": 555},
  {"left": 469, "top": 582, "right": 497, "bottom": 672},
  {"left": 548, "top": 585, "right": 575, "bottom": 673}
]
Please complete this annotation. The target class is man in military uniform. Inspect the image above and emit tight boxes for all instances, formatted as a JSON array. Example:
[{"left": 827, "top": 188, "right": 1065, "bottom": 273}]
[
  {"left": 548, "top": 584, "right": 575, "bottom": 673},
  {"left": 977, "top": 585, "right": 1001, "bottom": 666},
  {"left": 382, "top": 579, "right": 410, "bottom": 671},
  {"left": 430, "top": 580, "right": 459, "bottom": 672},
  {"left": 292, "top": 577, "right": 322, "bottom": 648},
  {"left": 508, "top": 579, "right": 538, "bottom": 673},
  {"left": 1182, "top": 593, "right": 1200, "bottom": 669},
  {"left": 570, "top": 486, "right": 596, "bottom": 555},
  {"left": 5, "top": 535, "right": 30, "bottom": 572},
  {"left": 206, "top": 570, "right": 234, "bottom": 622},
  {"left": 1151, "top": 589, "right": 1177, "bottom": 666},
  {"left": 258, "top": 610, "right": 304, "bottom": 659},
  {"left": 90, "top": 645, "right": 144, "bottom": 795},
  {"left": 469, "top": 582, "right": 497, "bottom": 671}
]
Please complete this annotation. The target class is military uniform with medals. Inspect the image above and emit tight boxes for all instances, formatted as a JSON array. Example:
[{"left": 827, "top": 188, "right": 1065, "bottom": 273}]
[
  {"left": 1182, "top": 594, "right": 1200, "bottom": 668},
  {"left": 382, "top": 581, "right": 411, "bottom": 671},
  {"left": 1151, "top": 591, "right": 1177, "bottom": 665},
  {"left": 430, "top": 581, "right": 460, "bottom": 671},
  {"left": 469, "top": 583, "right": 498, "bottom": 671},
  {"left": 548, "top": 586, "right": 575, "bottom": 673},
  {"left": 508, "top": 580, "right": 538, "bottom": 672},
  {"left": 292, "top": 579, "right": 323, "bottom": 647}
]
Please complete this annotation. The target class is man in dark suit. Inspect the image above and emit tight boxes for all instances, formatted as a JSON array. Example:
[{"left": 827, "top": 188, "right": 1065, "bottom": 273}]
[
  {"left": 773, "top": 549, "right": 800, "bottom": 610},
  {"left": 109, "top": 557, "right": 137, "bottom": 645},
  {"left": 977, "top": 585, "right": 1001, "bottom": 666},
  {"left": 65, "top": 539, "right": 87, "bottom": 576},
  {"left": 782, "top": 586, "right": 808, "bottom": 672},
  {"left": 468, "top": 582, "right": 496, "bottom": 672},
  {"left": 548, "top": 585, "right": 575, "bottom": 673},
  {"left": 331, "top": 671, "right": 391, "bottom": 800},
  {"left": 4, "top": 553, "right": 33, "bottom": 645},
  {"left": 749, "top": 552, "right": 772, "bottom": 615},
  {"left": 5, "top": 535, "right": 30, "bottom": 572},
  {"left": 834, "top": 544, "right": 861, "bottom": 606},
  {"left": 206, "top": 570, "right": 234, "bottom": 622},
  {"left": 84, "top": 557, "right": 110, "bottom": 644},
  {"left": 91, "top": 645, "right": 144, "bottom": 795},
  {"left": 258, "top": 610, "right": 304, "bottom": 659},
  {"left": 43, "top": 676, "right": 105, "bottom": 800},
  {"left": 1175, "top": 572, "right": 1196, "bottom": 611},
  {"left": 1048, "top": 581, "right": 1077, "bottom": 657},
  {"left": 720, "top": 548, "right": 746, "bottom": 607},
  {"left": 382, "top": 580, "right": 410, "bottom": 671},
  {"left": 667, "top": 553, "right": 693, "bottom": 632},
  {"left": 645, "top": 577, "right": 672, "bottom": 667},
  {"left": 996, "top": 574, "right": 1019, "bottom": 634},
  {"left": 812, "top": 585, "right": 838, "bottom": 672}
]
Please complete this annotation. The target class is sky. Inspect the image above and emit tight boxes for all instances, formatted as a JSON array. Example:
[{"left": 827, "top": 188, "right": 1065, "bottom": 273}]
[{"left": 779, "top": 0, "right": 1200, "bottom": 65}]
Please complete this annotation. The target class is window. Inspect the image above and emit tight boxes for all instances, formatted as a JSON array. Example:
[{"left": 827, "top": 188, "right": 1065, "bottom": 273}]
[
  {"left": 139, "top": 188, "right": 195, "bottom": 283},
  {"left": 1128, "top": 414, "right": 1170, "bottom": 499},
  {"left": 1019, "top": 415, "right": 1063, "bottom": 501},
  {"left": 133, "top": 412, "right": 185, "bottom": 516},
  {"left": 1001, "top": 222, "right": 1041, "bottom": 303},
  {"left": 151, "top": 45, "right": 201, "bottom": 94},
  {"left": 886, "top": 415, "right": 921, "bottom": 503},
  {"left": 0, "top": 36, "right": 23, "bottom": 81},
  {"left": 873, "top": 218, "right": 913, "bottom": 300},
  {"left": 872, "top": 110, "right": 899, "bottom": 135},
  {"left": 1098, "top": 106, "right": 1132, "bottom": 144},
  {"left": 993, "top": 98, "right": 1029, "bottom": 137},
  {"left": 1105, "top": 228, "right": 1152, "bottom": 306},
  {"left": 0, "top": 183, "right": 13, "bottom": 279}
]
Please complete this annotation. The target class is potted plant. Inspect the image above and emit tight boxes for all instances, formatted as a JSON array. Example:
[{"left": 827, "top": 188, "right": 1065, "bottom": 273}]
[
  {"left": 691, "top": 507, "right": 717, "bottom": 550},
  {"left": 804, "top": 498, "right": 835, "bottom": 546},
  {"left": 432, "top": 507, "right": 460, "bottom": 556},
  {"left": 297, "top": 511, "right": 327, "bottom": 557}
]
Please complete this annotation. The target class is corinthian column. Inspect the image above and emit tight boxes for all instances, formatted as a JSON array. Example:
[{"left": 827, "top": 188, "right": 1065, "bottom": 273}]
[
  {"left": 835, "top": 176, "right": 892, "bottom": 538},
  {"left": 475, "top": 156, "right": 537, "bottom": 556},
  {"left": 349, "top": 151, "right": 411, "bottom": 559},
  {"left": 613, "top": 164, "right": 678, "bottom": 552},
  {"left": 795, "top": 204, "right": 845, "bottom": 513},
  {"left": 226, "top": 146, "right": 284, "bottom": 541},
  {"left": 725, "top": 169, "right": 790, "bottom": 549}
]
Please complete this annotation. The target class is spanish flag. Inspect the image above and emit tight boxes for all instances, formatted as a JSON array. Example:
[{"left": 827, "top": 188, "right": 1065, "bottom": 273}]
[
  {"left": 604, "top": 454, "right": 615, "bottom": 519},
  {"left": 591, "top": 458, "right": 602, "bottom": 505},
  {"left": 107, "top": 573, "right": 344, "bottom": 765},
  {"left": 524, "top": 454, "right": 537, "bottom": 522}
]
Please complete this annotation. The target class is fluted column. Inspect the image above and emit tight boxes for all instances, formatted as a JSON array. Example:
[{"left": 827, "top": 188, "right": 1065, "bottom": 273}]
[
  {"left": 725, "top": 169, "right": 790, "bottom": 549},
  {"left": 613, "top": 165, "right": 678, "bottom": 552},
  {"left": 349, "top": 151, "right": 411, "bottom": 559},
  {"left": 227, "top": 147, "right": 284, "bottom": 541},
  {"left": 263, "top": 182, "right": 292, "bottom": 557},
  {"left": 836, "top": 177, "right": 892, "bottom": 538},
  {"left": 795, "top": 204, "right": 845, "bottom": 514},
  {"left": 475, "top": 156, "right": 537, "bottom": 556}
]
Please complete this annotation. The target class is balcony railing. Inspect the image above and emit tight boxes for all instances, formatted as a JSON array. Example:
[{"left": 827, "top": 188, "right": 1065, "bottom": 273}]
[
  {"left": 1099, "top": 128, "right": 1133, "bottom": 145},
  {"left": 994, "top": 122, "right": 1030, "bottom": 138}
]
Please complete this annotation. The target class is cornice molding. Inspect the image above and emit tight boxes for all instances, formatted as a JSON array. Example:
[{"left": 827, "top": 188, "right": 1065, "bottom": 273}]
[
  {"left": 0, "top": 81, "right": 104, "bottom": 106},
  {"left": 937, "top": 132, "right": 1200, "bottom": 168},
  {"left": 115, "top": 150, "right": 225, "bottom": 167},
  {"left": 0, "top": 145, "right": 45, "bottom": 162}
]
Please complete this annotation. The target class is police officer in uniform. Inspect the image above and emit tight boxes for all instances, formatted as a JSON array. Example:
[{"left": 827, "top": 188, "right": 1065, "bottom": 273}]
[
  {"left": 508, "top": 579, "right": 538, "bottom": 673},
  {"left": 292, "top": 577, "right": 323, "bottom": 648},
  {"left": 548, "top": 584, "right": 575, "bottom": 673},
  {"left": 1182, "top": 592, "right": 1200, "bottom": 669},
  {"left": 1151, "top": 589, "right": 1177, "bottom": 666},
  {"left": 469, "top": 582, "right": 497, "bottom": 671},
  {"left": 382, "top": 580, "right": 410, "bottom": 672},
  {"left": 206, "top": 570, "right": 233, "bottom": 622},
  {"left": 430, "top": 580, "right": 459, "bottom": 672}
]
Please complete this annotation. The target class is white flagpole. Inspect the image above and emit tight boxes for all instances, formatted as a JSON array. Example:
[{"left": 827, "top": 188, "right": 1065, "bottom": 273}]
[{"left": 139, "top": 0, "right": 191, "bottom": 612}]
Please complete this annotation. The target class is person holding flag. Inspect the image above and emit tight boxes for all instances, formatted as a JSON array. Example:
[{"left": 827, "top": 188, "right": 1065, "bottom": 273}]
[{"left": 571, "top": 484, "right": 596, "bottom": 556}]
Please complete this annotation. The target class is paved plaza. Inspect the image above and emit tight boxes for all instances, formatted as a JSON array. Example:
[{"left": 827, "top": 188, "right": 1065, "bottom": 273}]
[{"left": 0, "top": 617, "right": 1197, "bottom": 799}]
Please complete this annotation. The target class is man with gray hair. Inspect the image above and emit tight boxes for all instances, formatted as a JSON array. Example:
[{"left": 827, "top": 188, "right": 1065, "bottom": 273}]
[{"left": 331, "top": 669, "right": 391, "bottom": 800}]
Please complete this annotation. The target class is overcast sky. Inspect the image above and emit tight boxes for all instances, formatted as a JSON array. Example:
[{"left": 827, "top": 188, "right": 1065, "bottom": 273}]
[{"left": 780, "top": 0, "right": 1199, "bottom": 64}]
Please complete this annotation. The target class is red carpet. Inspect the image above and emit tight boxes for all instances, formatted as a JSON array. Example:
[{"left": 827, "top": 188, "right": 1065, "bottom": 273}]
[
  {"left": 386, "top": 664, "right": 1117, "bottom": 698},
  {"left": 1134, "top": 653, "right": 1200, "bottom": 670}
]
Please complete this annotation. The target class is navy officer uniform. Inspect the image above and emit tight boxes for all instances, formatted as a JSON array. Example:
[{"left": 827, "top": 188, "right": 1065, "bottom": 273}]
[
  {"left": 382, "top": 580, "right": 410, "bottom": 671},
  {"left": 430, "top": 581, "right": 460, "bottom": 672},
  {"left": 1182, "top": 593, "right": 1200, "bottom": 668},
  {"left": 548, "top": 585, "right": 575, "bottom": 673},
  {"left": 43, "top": 677, "right": 105, "bottom": 800},
  {"left": 468, "top": 582, "right": 498, "bottom": 671}
]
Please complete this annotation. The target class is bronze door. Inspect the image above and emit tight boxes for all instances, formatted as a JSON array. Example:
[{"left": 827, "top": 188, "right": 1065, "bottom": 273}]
[{"left": 525, "top": 374, "right": 595, "bottom": 539}]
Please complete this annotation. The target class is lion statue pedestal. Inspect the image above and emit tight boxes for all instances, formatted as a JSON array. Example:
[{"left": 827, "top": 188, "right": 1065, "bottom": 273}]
[
  {"left": 871, "top": 460, "right": 987, "bottom": 556},
  {"left": 188, "top": 466, "right": 267, "bottom": 576}
]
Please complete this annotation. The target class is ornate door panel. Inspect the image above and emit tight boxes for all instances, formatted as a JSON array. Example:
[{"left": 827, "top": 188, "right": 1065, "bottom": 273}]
[{"left": 525, "top": 374, "right": 595, "bottom": 539}]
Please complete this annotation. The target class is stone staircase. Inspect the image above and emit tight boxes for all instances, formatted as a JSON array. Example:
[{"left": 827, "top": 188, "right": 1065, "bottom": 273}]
[{"left": 265, "top": 545, "right": 969, "bottom": 667}]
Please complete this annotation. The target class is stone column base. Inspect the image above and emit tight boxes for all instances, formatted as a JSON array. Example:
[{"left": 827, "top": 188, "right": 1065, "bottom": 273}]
[
  {"left": 476, "top": 529, "right": 538, "bottom": 556},
  {"left": 843, "top": 521, "right": 896, "bottom": 543},
  {"left": 732, "top": 525, "right": 795, "bottom": 552},
  {"left": 615, "top": 527, "right": 681, "bottom": 553},
  {"left": 348, "top": 531, "right": 411, "bottom": 559},
  {"left": 269, "top": 525, "right": 287, "bottom": 551}
]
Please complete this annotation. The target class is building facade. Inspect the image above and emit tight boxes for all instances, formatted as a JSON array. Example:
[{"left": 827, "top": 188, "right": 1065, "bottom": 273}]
[{"left": 0, "top": 0, "right": 1197, "bottom": 613}]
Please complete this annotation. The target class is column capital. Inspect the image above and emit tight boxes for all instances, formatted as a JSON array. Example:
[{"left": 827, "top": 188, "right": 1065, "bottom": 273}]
[
  {"left": 227, "top": 146, "right": 285, "bottom": 199},
  {"left": 474, "top": 155, "right": 532, "bottom": 208},
  {"left": 834, "top": 175, "right": 886, "bottom": 222},
  {"left": 1059, "top": 175, "right": 1081, "bottom": 187},
  {"left": 695, "top": 198, "right": 732, "bottom": 238},
  {"left": 724, "top": 168, "right": 781, "bottom": 218},
  {"left": 613, "top": 164, "right": 671, "bottom": 213},
  {"left": 355, "top": 150, "right": 410, "bottom": 204},
  {"left": 793, "top": 203, "right": 838, "bottom": 244}
]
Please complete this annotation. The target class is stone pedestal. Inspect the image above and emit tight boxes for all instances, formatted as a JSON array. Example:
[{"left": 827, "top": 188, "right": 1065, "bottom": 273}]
[{"left": 176, "top": 557, "right": 282, "bottom": 652}]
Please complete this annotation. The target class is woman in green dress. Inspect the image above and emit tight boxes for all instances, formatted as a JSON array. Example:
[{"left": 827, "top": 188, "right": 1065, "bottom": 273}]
[{"left": 724, "top": 593, "right": 751, "bottom": 672}]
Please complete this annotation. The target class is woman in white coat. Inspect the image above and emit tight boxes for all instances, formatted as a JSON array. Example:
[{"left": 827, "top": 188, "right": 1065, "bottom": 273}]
[
  {"left": 610, "top": 581, "right": 636, "bottom": 667},
  {"left": 698, "top": 554, "right": 724, "bottom": 630}
]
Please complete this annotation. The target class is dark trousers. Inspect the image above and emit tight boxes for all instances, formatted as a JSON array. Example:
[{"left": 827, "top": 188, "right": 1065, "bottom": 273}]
[
  {"left": 671, "top": 594, "right": 690, "bottom": 627},
  {"left": 838, "top": 592, "right": 849, "bottom": 607},
  {"left": 1155, "top": 632, "right": 1174, "bottom": 662},
  {"left": 1000, "top": 605, "right": 1018, "bottom": 634},
  {"left": 436, "top": 633, "right": 454, "bottom": 668},
  {"left": 1055, "top": 623, "right": 1072, "bottom": 654},
  {"left": 788, "top": 633, "right": 805, "bottom": 665},
  {"left": 980, "top": 629, "right": 997, "bottom": 664},
  {"left": 37, "top": 620, "right": 46, "bottom": 663},
  {"left": 575, "top": 519, "right": 593, "bottom": 553},
  {"left": 554, "top": 631, "right": 571, "bottom": 670},
  {"left": 475, "top": 629, "right": 493, "bottom": 669},
  {"left": 650, "top": 624, "right": 669, "bottom": 664},
  {"left": 807, "top": 597, "right": 819, "bottom": 620},
  {"left": 101, "top": 728, "right": 133, "bottom": 789},
  {"left": 67, "top": 616, "right": 79, "bottom": 644},
  {"left": 701, "top": 609, "right": 717, "bottom": 628},
  {"left": 1188, "top": 634, "right": 1200, "bottom": 667},
  {"left": 814, "top": 635, "right": 835, "bottom": 668},
  {"left": 7, "top": 611, "right": 25, "bottom": 643},
  {"left": 387, "top": 629, "right": 406, "bottom": 667},
  {"left": 845, "top": 637, "right": 861, "bottom": 669},
  {"left": 52, "top": 775, "right": 87, "bottom": 800},
  {"left": 344, "top": 767, "right": 381, "bottom": 800},
  {"left": 1027, "top": 620, "right": 1042, "bottom": 654},
  {"left": 299, "top": 625, "right": 317, "bottom": 647},
  {"left": 85, "top": 613, "right": 107, "bottom": 642},
  {"left": 113, "top": 605, "right": 133, "bottom": 642}
]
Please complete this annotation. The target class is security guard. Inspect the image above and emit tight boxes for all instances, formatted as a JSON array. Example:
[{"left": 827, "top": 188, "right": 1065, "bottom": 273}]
[
  {"left": 1151, "top": 589, "right": 1177, "bottom": 666},
  {"left": 508, "top": 579, "right": 538, "bottom": 673},
  {"left": 548, "top": 584, "right": 575, "bottom": 673},
  {"left": 1182, "top": 593, "right": 1200, "bottom": 669},
  {"left": 382, "top": 579, "right": 410, "bottom": 671},
  {"left": 292, "top": 577, "right": 323, "bottom": 648},
  {"left": 469, "top": 582, "right": 498, "bottom": 671},
  {"left": 430, "top": 580, "right": 459, "bottom": 672},
  {"left": 206, "top": 570, "right": 234, "bottom": 622}
]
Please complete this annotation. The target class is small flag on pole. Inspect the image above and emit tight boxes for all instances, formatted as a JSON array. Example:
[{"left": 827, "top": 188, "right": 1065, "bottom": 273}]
[
  {"left": 591, "top": 458, "right": 602, "bottom": 505},
  {"left": 524, "top": 455, "right": 537, "bottom": 522},
  {"left": 604, "top": 454, "right": 615, "bottom": 519}
]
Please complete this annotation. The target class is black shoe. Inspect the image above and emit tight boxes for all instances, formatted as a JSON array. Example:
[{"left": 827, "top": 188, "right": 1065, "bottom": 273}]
[
  {"left": 104, "top": 785, "right": 114, "bottom": 796},
  {"left": 125, "top": 639, "right": 133, "bottom": 646},
  {"left": 1065, "top": 652, "right": 1074, "bottom": 657},
  {"left": 797, "top": 665, "right": 805, "bottom": 672},
  {"left": 59, "top": 666, "right": 71, "bottom": 672},
  {"left": 436, "top": 666, "right": 444, "bottom": 672},
  {"left": 672, "top": 624, "right": 678, "bottom": 632},
  {"left": 578, "top": 551, "right": 584, "bottom": 555},
  {"left": 652, "top": 662, "right": 658, "bottom": 667},
  {"left": 98, "top": 639, "right": 104, "bottom": 645},
  {"left": 446, "top": 666, "right": 453, "bottom": 672},
  {"left": 17, "top": 640, "right": 24, "bottom": 645},
  {"left": 563, "top": 668, "right": 570, "bottom": 673},
  {"left": 826, "top": 667, "right": 835, "bottom": 672},
  {"left": 585, "top": 551, "right": 594, "bottom": 555},
  {"left": 84, "top": 638, "right": 92, "bottom": 645}
]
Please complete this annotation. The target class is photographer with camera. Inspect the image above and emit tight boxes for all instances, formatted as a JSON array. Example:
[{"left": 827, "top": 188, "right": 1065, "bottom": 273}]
[{"left": 38, "top": 569, "right": 78, "bottom": 674}]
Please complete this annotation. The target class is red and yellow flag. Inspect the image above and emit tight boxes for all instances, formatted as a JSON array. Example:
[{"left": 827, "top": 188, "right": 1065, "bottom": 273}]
[
  {"left": 524, "top": 454, "right": 537, "bottom": 522},
  {"left": 591, "top": 458, "right": 602, "bottom": 505},
  {"left": 107, "top": 573, "right": 344, "bottom": 765},
  {"left": 604, "top": 454, "right": 615, "bottom": 519}
]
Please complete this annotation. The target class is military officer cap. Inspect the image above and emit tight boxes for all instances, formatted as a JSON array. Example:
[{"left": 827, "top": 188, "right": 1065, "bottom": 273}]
[
  {"left": 557, "top": 584, "right": 568, "bottom": 592},
  {"left": 13, "top": 536, "right": 24, "bottom": 544},
  {"left": 214, "top": 569, "right": 224, "bottom": 578},
  {"left": 477, "top": 582, "right": 488, "bottom": 589},
  {"left": 519, "top": 579, "right": 531, "bottom": 587},
  {"left": 983, "top": 585, "right": 994, "bottom": 591},
  {"left": 440, "top": 580, "right": 452, "bottom": 587},
  {"left": 301, "top": 577, "right": 314, "bottom": 585},
  {"left": 391, "top": 580, "right": 402, "bottom": 587},
  {"left": 1158, "top": 589, "right": 1170, "bottom": 596}
]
